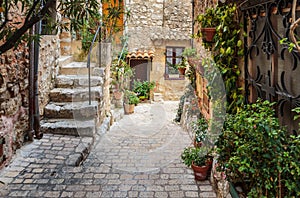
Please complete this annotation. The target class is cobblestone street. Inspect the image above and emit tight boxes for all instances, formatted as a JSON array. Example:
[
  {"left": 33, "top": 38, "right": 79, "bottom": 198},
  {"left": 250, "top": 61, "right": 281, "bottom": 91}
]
[{"left": 0, "top": 101, "right": 217, "bottom": 197}]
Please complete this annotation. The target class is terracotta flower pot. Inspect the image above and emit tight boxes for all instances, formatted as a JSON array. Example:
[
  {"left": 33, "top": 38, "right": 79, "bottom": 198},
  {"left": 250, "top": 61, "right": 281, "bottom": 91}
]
[
  {"left": 193, "top": 139, "right": 202, "bottom": 148},
  {"left": 178, "top": 67, "right": 186, "bottom": 75},
  {"left": 201, "top": 27, "right": 216, "bottom": 42},
  {"left": 124, "top": 104, "right": 134, "bottom": 114},
  {"left": 113, "top": 91, "right": 122, "bottom": 100},
  {"left": 191, "top": 162, "right": 209, "bottom": 181}
]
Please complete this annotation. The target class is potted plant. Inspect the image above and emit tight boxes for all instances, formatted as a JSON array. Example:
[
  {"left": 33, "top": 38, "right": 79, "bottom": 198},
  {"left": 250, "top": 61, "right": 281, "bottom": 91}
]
[
  {"left": 177, "top": 57, "right": 188, "bottom": 75},
  {"left": 191, "top": 117, "right": 208, "bottom": 148},
  {"left": 133, "top": 80, "right": 155, "bottom": 101},
  {"left": 181, "top": 146, "right": 211, "bottom": 181},
  {"left": 123, "top": 90, "right": 139, "bottom": 114},
  {"left": 111, "top": 59, "right": 133, "bottom": 100},
  {"left": 166, "top": 57, "right": 188, "bottom": 75},
  {"left": 216, "top": 99, "right": 300, "bottom": 197},
  {"left": 196, "top": 7, "right": 219, "bottom": 42}
]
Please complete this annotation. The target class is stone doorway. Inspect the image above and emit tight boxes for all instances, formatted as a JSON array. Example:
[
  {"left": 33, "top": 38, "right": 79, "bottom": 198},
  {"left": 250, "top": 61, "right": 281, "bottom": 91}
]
[{"left": 129, "top": 59, "right": 150, "bottom": 88}]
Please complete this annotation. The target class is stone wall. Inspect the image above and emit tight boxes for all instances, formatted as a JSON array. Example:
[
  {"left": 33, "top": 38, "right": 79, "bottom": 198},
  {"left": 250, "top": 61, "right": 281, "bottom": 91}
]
[
  {"left": 0, "top": 42, "right": 29, "bottom": 169},
  {"left": 0, "top": 21, "right": 60, "bottom": 169},
  {"left": 39, "top": 35, "right": 60, "bottom": 115},
  {"left": 0, "top": 35, "right": 59, "bottom": 168},
  {"left": 126, "top": 0, "right": 192, "bottom": 100},
  {"left": 150, "top": 40, "right": 190, "bottom": 100}
]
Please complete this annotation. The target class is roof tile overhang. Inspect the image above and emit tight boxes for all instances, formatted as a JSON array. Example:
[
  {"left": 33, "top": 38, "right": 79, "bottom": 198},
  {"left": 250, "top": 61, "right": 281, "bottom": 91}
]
[{"left": 126, "top": 50, "right": 154, "bottom": 60}]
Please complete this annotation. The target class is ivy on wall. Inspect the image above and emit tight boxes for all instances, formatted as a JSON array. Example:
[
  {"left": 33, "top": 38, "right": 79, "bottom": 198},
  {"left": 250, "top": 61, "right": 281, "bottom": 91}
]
[{"left": 196, "top": 4, "right": 244, "bottom": 113}]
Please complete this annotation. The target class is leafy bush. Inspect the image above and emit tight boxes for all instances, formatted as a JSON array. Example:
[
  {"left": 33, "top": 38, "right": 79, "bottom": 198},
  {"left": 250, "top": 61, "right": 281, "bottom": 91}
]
[
  {"left": 133, "top": 80, "right": 155, "bottom": 99},
  {"left": 124, "top": 90, "right": 139, "bottom": 105},
  {"left": 181, "top": 147, "right": 209, "bottom": 167},
  {"left": 216, "top": 99, "right": 300, "bottom": 197},
  {"left": 192, "top": 117, "right": 208, "bottom": 143}
]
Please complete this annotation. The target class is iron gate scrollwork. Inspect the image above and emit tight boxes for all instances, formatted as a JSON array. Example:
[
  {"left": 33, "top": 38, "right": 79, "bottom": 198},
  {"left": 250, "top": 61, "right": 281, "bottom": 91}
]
[{"left": 242, "top": 0, "right": 300, "bottom": 134}]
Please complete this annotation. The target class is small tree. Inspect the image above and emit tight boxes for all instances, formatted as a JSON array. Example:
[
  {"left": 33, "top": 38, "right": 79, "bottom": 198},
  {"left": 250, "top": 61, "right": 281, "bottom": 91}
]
[{"left": 0, "top": 0, "right": 100, "bottom": 55}]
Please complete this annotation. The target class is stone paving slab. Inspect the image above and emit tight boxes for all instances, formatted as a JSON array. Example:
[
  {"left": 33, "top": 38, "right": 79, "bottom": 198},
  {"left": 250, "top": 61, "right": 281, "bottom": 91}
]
[{"left": 0, "top": 101, "right": 218, "bottom": 198}]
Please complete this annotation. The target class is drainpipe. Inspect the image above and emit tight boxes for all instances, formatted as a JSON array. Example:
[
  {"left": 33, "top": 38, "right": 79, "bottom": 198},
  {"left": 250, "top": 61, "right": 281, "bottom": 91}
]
[
  {"left": 191, "top": 0, "right": 195, "bottom": 48},
  {"left": 33, "top": 20, "right": 43, "bottom": 139},
  {"left": 28, "top": 27, "right": 35, "bottom": 141}
]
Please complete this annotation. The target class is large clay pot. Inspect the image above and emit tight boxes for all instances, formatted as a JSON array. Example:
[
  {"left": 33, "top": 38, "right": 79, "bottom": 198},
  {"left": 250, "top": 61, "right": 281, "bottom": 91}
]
[
  {"left": 124, "top": 104, "right": 134, "bottom": 114},
  {"left": 191, "top": 162, "right": 209, "bottom": 181}
]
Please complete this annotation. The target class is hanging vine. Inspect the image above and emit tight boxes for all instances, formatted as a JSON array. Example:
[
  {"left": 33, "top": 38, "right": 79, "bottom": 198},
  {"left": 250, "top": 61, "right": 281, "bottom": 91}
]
[{"left": 196, "top": 3, "right": 244, "bottom": 113}]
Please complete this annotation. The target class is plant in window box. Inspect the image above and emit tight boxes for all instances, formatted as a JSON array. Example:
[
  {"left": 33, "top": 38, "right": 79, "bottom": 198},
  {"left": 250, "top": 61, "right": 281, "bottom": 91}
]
[
  {"left": 181, "top": 146, "right": 212, "bottom": 181},
  {"left": 167, "top": 57, "right": 188, "bottom": 75},
  {"left": 123, "top": 90, "right": 139, "bottom": 114}
]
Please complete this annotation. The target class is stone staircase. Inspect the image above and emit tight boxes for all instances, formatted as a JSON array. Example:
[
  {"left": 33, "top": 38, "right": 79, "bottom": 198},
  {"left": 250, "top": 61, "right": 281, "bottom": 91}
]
[{"left": 40, "top": 56, "right": 105, "bottom": 137}]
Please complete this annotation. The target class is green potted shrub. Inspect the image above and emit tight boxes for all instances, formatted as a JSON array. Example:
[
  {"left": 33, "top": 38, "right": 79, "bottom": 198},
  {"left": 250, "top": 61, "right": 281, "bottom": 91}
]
[
  {"left": 196, "top": 7, "right": 220, "bottom": 42},
  {"left": 181, "top": 146, "right": 211, "bottom": 181},
  {"left": 216, "top": 99, "right": 300, "bottom": 197},
  {"left": 133, "top": 80, "right": 155, "bottom": 100},
  {"left": 166, "top": 57, "right": 188, "bottom": 75},
  {"left": 123, "top": 90, "right": 139, "bottom": 114}
]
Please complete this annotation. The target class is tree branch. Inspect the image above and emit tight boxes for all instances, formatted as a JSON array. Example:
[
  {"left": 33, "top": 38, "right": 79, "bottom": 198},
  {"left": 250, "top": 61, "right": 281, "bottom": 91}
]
[
  {"left": 25, "top": 0, "right": 40, "bottom": 23},
  {"left": 0, "top": 0, "right": 55, "bottom": 55}
]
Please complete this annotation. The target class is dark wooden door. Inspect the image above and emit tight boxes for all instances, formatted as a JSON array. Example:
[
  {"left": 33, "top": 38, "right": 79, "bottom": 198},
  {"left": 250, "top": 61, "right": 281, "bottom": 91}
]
[{"left": 129, "top": 59, "right": 150, "bottom": 88}]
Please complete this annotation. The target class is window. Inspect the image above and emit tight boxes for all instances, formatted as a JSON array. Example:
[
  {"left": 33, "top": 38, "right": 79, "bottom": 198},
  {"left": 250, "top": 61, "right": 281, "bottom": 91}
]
[{"left": 165, "top": 46, "right": 185, "bottom": 79}]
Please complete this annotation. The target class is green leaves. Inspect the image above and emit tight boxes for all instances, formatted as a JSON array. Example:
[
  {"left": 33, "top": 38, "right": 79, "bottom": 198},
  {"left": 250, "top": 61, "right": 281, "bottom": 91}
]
[
  {"left": 216, "top": 99, "right": 300, "bottom": 197},
  {"left": 196, "top": 3, "right": 244, "bottom": 113},
  {"left": 0, "top": 0, "right": 101, "bottom": 55}
]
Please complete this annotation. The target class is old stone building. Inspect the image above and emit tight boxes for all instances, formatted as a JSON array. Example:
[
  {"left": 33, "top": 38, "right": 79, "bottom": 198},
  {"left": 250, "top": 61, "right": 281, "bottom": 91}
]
[
  {"left": 125, "top": 0, "right": 193, "bottom": 100},
  {"left": 0, "top": 1, "right": 109, "bottom": 168},
  {"left": 0, "top": 7, "right": 60, "bottom": 168}
]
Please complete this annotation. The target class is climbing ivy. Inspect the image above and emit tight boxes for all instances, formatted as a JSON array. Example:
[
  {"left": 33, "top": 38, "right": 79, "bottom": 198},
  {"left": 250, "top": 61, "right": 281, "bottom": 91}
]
[{"left": 196, "top": 4, "right": 244, "bottom": 113}]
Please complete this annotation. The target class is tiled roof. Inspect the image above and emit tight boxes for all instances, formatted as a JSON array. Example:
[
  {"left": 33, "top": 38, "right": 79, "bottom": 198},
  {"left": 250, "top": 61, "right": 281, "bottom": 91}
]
[{"left": 126, "top": 50, "right": 154, "bottom": 59}]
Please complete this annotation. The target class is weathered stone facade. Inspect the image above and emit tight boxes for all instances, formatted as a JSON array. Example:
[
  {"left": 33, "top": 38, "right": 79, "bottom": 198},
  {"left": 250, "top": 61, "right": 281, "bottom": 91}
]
[
  {"left": 126, "top": 0, "right": 192, "bottom": 100},
  {"left": 39, "top": 35, "right": 60, "bottom": 115},
  {"left": 0, "top": 42, "right": 30, "bottom": 168},
  {"left": 0, "top": 33, "right": 59, "bottom": 169}
]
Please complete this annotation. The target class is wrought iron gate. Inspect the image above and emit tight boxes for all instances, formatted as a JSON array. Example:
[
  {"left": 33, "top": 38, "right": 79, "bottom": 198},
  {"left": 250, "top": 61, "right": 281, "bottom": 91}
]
[{"left": 242, "top": 0, "right": 300, "bottom": 134}]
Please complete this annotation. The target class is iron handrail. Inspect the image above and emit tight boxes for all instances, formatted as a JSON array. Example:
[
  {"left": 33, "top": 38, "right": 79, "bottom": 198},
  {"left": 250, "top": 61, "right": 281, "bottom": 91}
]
[{"left": 87, "top": 24, "right": 102, "bottom": 105}]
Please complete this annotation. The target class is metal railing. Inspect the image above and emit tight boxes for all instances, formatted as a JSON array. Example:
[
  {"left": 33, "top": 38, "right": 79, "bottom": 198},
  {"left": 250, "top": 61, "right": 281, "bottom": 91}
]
[{"left": 87, "top": 24, "right": 102, "bottom": 105}]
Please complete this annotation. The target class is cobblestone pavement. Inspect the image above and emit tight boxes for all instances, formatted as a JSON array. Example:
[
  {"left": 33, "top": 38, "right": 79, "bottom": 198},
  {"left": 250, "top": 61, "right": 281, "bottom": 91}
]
[{"left": 0, "top": 101, "right": 217, "bottom": 197}]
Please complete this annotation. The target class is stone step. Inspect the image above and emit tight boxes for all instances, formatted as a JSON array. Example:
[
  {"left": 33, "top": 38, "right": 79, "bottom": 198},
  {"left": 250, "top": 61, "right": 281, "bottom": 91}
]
[
  {"left": 49, "top": 87, "right": 102, "bottom": 102},
  {"left": 40, "top": 119, "right": 96, "bottom": 137},
  {"left": 58, "top": 55, "right": 73, "bottom": 67},
  {"left": 44, "top": 101, "right": 98, "bottom": 119},
  {"left": 153, "top": 92, "right": 164, "bottom": 102},
  {"left": 59, "top": 62, "right": 99, "bottom": 75},
  {"left": 56, "top": 75, "right": 103, "bottom": 88}
]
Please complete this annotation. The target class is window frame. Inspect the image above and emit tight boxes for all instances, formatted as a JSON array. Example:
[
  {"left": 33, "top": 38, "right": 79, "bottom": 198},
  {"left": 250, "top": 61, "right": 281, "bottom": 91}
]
[{"left": 165, "top": 46, "right": 185, "bottom": 80}]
